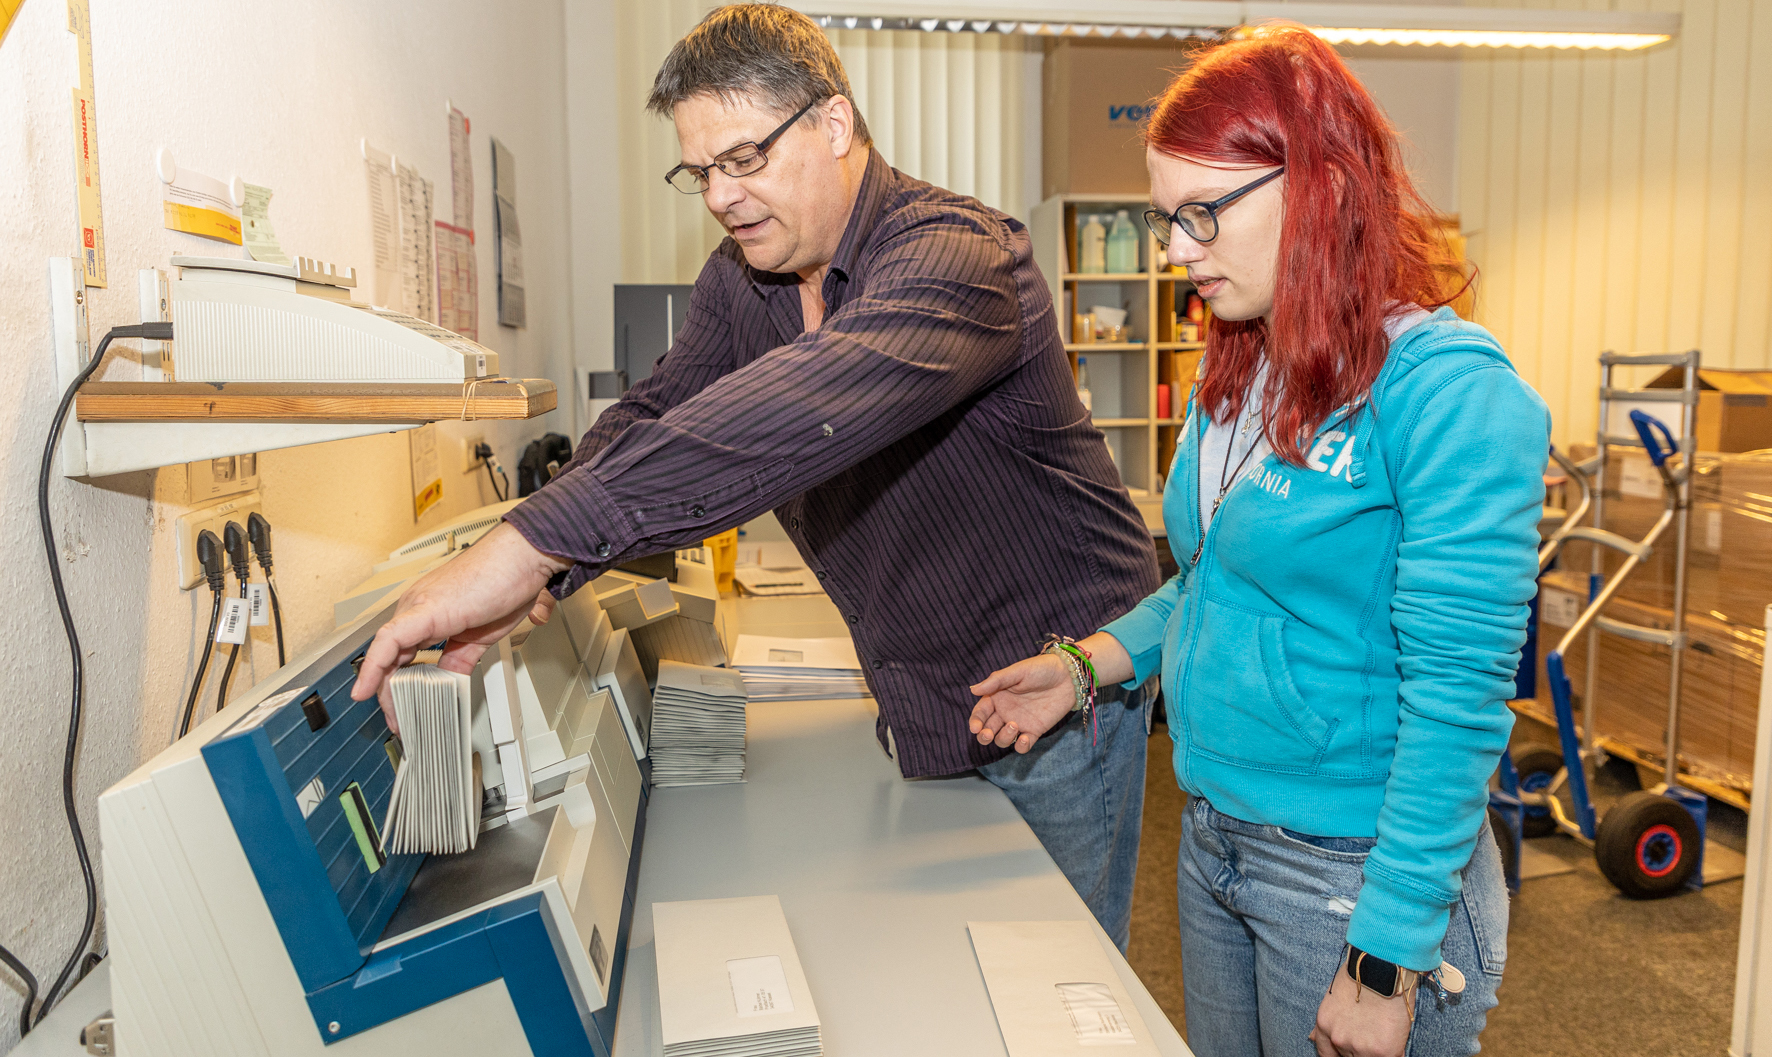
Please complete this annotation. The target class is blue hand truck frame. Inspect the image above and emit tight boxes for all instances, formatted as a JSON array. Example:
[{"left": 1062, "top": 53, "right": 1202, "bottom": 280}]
[{"left": 1491, "top": 350, "right": 1709, "bottom": 898}]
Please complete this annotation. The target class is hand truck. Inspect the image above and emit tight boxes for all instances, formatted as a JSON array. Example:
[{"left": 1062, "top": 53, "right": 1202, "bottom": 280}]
[{"left": 1493, "top": 350, "right": 1709, "bottom": 898}]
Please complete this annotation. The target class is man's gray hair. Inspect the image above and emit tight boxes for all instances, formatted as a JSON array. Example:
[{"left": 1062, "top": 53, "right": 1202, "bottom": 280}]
[{"left": 647, "top": 4, "right": 873, "bottom": 146}]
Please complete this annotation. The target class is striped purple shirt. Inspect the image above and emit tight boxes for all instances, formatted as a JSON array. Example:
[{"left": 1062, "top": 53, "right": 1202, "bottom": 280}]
[{"left": 504, "top": 150, "right": 1159, "bottom": 777}]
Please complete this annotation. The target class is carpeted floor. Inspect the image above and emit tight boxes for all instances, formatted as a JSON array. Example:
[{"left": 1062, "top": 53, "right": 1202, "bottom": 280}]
[{"left": 1126, "top": 725, "right": 1748, "bottom": 1056}]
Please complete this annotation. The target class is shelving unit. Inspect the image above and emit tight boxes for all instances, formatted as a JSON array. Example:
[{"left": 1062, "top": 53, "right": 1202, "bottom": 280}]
[{"left": 1031, "top": 193, "right": 1206, "bottom": 499}]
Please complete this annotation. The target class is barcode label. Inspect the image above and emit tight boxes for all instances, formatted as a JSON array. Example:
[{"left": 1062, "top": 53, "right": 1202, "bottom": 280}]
[
  {"left": 217, "top": 597, "right": 250, "bottom": 644},
  {"left": 248, "top": 583, "right": 270, "bottom": 625}
]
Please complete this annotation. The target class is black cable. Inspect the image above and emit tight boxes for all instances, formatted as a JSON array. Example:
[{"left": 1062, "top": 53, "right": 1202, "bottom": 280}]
[
  {"left": 475, "top": 442, "right": 509, "bottom": 502},
  {"left": 32, "top": 322, "right": 172, "bottom": 1028},
  {"left": 266, "top": 581, "right": 286, "bottom": 666},
  {"left": 215, "top": 522, "right": 251, "bottom": 707},
  {"left": 179, "top": 530, "right": 227, "bottom": 741},
  {"left": 247, "top": 513, "right": 285, "bottom": 666},
  {"left": 0, "top": 942, "right": 40, "bottom": 1039}
]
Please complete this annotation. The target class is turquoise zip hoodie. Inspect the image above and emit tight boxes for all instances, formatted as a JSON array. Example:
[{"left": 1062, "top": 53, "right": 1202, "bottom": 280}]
[{"left": 1104, "top": 308, "right": 1548, "bottom": 971}]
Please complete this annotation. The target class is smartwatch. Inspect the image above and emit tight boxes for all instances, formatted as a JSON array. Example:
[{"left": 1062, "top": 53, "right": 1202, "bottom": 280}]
[{"left": 1345, "top": 945, "right": 1415, "bottom": 999}]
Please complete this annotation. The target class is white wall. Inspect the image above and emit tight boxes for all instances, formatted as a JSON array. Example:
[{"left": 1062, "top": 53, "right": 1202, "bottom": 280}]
[{"left": 0, "top": 0, "right": 594, "bottom": 1048}]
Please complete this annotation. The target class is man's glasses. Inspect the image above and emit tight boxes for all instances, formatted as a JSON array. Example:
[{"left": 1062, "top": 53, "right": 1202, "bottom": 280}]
[
  {"left": 664, "top": 97, "right": 821, "bottom": 195},
  {"left": 1143, "top": 166, "right": 1286, "bottom": 246}
]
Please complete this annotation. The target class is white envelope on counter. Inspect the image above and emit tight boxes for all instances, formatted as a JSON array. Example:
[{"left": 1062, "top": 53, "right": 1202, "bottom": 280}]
[{"left": 969, "top": 920, "right": 1160, "bottom": 1056}]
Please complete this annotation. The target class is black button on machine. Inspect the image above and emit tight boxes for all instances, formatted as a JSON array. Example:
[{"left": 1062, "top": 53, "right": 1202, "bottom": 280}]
[{"left": 300, "top": 692, "right": 330, "bottom": 732}]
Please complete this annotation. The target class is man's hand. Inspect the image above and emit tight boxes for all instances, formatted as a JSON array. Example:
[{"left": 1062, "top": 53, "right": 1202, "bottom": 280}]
[
  {"left": 350, "top": 523, "right": 572, "bottom": 731},
  {"left": 1309, "top": 962, "right": 1415, "bottom": 1057},
  {"left": 968, "top": 655, "right": 1076, "bottom": 753}
]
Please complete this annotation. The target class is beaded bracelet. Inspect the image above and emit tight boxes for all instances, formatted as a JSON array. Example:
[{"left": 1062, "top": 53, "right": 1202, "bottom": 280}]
[{"left": 1040, "top": 633, "right": 1098, "bottom": 717}]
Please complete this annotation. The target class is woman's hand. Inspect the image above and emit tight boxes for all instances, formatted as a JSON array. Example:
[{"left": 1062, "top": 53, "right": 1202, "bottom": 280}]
[
  {"left": 968, "top": 655, "right": 1078, "bottom": 753},
  {"left": 1309, "top": 966, "right": 1414, "bottom": 1057}
]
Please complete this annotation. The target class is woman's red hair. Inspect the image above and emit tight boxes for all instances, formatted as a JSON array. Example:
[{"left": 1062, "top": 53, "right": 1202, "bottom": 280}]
[{"left": 1146, "top": 24, "right": 1469, "bottom": 464}]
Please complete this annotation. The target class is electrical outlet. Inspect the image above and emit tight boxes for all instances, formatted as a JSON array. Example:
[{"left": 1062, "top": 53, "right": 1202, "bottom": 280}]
[
  {"left": 175, "top": 492, "right": 264, "bottom": 590},
  {"left": 460, "top": 432, "right": 486, "bottom": 473}
]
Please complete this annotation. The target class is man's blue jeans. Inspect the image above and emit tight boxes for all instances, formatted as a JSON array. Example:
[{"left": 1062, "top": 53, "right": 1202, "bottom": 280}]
[
  {"left": 978, "top": 678, "right": 1155, "bottom": 951},
  {"left": 1177, "top": 796, "right": 1508, "bottom": 1057}
]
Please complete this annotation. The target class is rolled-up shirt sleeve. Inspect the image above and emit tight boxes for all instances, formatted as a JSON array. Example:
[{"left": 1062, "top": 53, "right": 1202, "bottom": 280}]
[{"left": 504, "top": 208, "right": 1026, "bottom": 595}]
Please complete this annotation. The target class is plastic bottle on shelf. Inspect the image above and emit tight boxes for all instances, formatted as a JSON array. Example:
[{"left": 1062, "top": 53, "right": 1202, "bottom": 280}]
[
  {"left": 1076, "top": 357, "right": 1093, "bottom": 413},
  {"left": 1106, "top": 210, "right": 1138, "bottom": 274},
  {"left": 1079, "top": 214, "right": 1107, "bottom": 274}
]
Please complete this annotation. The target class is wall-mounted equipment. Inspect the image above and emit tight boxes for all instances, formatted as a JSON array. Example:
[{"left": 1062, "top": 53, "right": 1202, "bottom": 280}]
[{"left": 48, "top": 257, "right": 556, "bottom": 478}]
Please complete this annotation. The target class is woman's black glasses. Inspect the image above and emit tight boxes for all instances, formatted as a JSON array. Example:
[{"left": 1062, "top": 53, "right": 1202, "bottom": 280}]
[{"left": 1143, "top": 166, "right": 1286, "bottom": 246}]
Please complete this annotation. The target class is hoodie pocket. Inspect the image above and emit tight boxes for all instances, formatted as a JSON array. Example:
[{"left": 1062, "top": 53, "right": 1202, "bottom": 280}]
[{"left": 1187, "top": 596, "right": 1337, "bottom": 775}]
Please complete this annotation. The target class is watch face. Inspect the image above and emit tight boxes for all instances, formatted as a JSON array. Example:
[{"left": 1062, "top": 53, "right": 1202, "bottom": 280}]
[{"left": 1350, "top": 949, "right": 1401, "bottom": 997}]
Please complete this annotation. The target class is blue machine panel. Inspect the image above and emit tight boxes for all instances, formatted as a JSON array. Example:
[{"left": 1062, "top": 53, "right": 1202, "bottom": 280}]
[{"left": 203, "top": 648, "right": 424, "bottom": 991}]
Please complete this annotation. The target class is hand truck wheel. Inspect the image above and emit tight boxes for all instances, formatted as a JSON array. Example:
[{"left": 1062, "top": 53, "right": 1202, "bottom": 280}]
[
  {"left": 1595, "top": 790, "right": 1701, "bottom": 897},
  {"left": 1511, "top": 746, "right": 1566, "bottom": 839}
]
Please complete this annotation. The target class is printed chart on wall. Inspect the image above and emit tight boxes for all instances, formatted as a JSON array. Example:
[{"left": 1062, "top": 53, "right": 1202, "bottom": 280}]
[
  {"left": 492, "top": 137, "right": 524, "bottom": 328},
  {"left": 67, "top": 0, "right": 106, "bottom": 286},
  {"left": 436, "top": 105, "right": 479, "bottom": 340},
  {"left": 364, "top": 140, "right": 436, "bottom": 321},
  {"left": 409, "top": 424, "right": 442, "bottom": 520}
]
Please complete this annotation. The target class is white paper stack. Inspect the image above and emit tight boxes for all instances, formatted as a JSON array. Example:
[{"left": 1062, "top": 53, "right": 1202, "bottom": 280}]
[
  {"left": 649, "top": 661, "right": 749, "bottom": 787},
  {"left": 730, "top": 636, "right": 871, "bottom": 701},
  {"left": 380, "top": 665, "right": 479, "bottom": 855},
  {"left": 654, "top": 895, "right": 822, "bottom": 1057}
]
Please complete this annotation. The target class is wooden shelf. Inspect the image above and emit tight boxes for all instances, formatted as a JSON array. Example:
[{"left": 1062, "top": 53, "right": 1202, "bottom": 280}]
[
  {"left": 1090, "top": 418, "right": 1149, "bottom": 427},
  {"left": 1063, "top": 273, "right": 1149, "bottom": 282},
  {"left": 1154, "top": 342, "right": 1206, "bottom": 351},
  {"left": 1065, "top": 342, "right": 1145, "bottom": 352},
  {"left": 75, "top": 378, "right": 557, "bottom": 423},
  {"left": 1156, "top": 272, "right": 1198, "bottom": 281}
]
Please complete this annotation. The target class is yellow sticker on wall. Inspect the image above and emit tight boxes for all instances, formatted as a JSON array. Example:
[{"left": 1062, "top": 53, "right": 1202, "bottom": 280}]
[{"left": 1, "top": 1, "right": 23, "bottom": 47}]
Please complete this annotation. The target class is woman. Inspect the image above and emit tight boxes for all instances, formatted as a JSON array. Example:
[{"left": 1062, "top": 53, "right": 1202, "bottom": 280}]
[{"left": 968, "top": 25, "right": 1545, "bottom": 1057}]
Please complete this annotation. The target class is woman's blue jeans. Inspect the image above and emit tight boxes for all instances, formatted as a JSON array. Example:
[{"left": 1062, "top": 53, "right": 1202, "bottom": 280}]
[{"left": 1177, "top": 796, "right": 1507, "bottom": 1056}]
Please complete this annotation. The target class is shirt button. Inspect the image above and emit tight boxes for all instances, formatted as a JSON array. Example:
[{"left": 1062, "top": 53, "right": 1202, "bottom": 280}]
[
  {"left": 871, "top": 660, "right": 882, "bottom": 670},
  {"left": 689, "top": 504, "right": 706, "bottom": 519},
  {"left": 847, "top": 614, "right": 859, "bottom": 625},
  {"left": 791, "top": 518, "right": 801, "bottom": 529},
  {"left": 595, "top": 542, "right": 611, "bottom": 558},
  {"left": 815, "top": 570, "right": 826, "bottom": 580}
]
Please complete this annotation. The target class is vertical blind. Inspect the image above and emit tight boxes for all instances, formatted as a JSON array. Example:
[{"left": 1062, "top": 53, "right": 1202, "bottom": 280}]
[
  {"left": 618, "top": 5, "right": 1043, "bottom": 285},
  {"left": 1459, "top": 0, "right": 1772, "bottom": 447}
]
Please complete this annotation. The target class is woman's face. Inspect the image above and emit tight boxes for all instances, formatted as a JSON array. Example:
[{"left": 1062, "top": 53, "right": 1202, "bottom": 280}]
[{"left": 1147, "top": 149, "right": 1285, "bottom": 326}]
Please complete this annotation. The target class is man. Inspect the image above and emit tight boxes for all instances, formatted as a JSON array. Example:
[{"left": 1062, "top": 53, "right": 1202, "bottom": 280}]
[{"left": 351, "top": 4, "right": 1159, "bottom": 949}]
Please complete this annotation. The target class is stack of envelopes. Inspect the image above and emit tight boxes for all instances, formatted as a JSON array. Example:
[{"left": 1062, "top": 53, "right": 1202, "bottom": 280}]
[
  {"left": 649, "top": 661, "right": 750, "bottom": 787},
  {"left": 654, "top": 895, "right": 822, "bottom": 1057},
  {"left": 729, "top": 636, "right": 870, "bottom": 702},
  {"left": 380, "top": 665, "right": 479, "bottom": 855}
]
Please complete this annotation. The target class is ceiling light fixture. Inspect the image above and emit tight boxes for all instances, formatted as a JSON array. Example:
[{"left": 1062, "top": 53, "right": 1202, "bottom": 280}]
[{"left": 792, "top": 1, "right": 1679, "bottom": 51}]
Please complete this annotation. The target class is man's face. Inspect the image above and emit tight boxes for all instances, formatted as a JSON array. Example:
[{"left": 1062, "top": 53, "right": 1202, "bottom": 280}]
[{"left": 672, "top": 93, "right": 854, "bottom": 276}]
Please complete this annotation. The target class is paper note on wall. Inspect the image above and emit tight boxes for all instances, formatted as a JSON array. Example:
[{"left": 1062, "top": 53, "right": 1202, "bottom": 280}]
[
  {"left": 365, "top": 142, "right": 398, "bottom": 307},
  {"left": 68, "top": 0, "right": 106, "bottom": 286},
  {"left": 162, "top": 163, "right": 241, "bottom": 245},
  {"left": 397, "top": 163, "right": 436, "bottom": 323},
  {"left": 444, "top": 106, "right": 478, "bottom": 340},
  {"left": 241, "top": 182, "right": 291, "bottom": 265},
  {"left": 410, "top": 423, "right": 442, "bottom": 521},
  {"left": 492, "top": 137, "right": 525, "bottom": 328}
]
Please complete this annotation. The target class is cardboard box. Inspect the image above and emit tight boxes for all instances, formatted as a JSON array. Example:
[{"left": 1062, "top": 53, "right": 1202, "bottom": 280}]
[
  {"left": 1042, "top": 38, "right": 1193, "bottom": 198},
  {"left": 1534, "top": 570, "right": 1760, "bottom": 792},
  {"left": 1619, "top": 367, "right": 1772, "bottom": 453}
]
